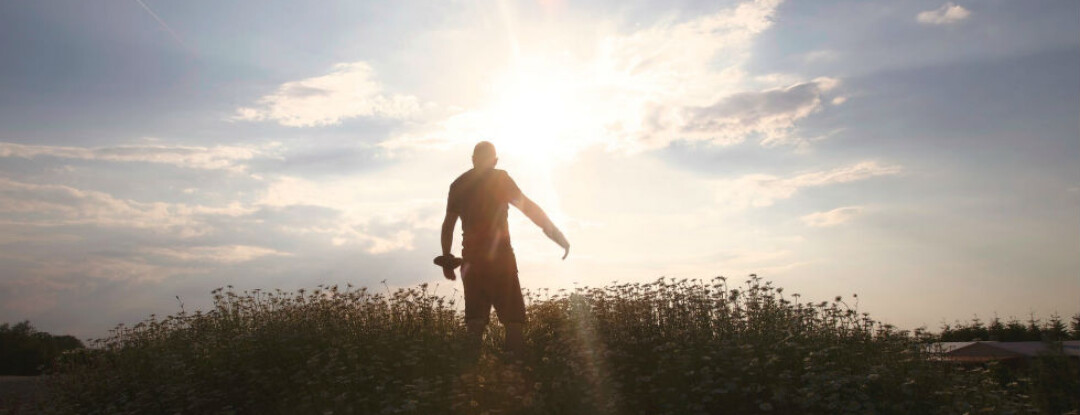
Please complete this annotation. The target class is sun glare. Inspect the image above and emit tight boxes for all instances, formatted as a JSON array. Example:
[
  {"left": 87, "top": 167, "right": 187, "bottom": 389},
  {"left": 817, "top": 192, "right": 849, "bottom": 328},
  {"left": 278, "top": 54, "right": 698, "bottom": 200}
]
[{"left": 483, "top": 59, "right": 595, "bottom": 165}]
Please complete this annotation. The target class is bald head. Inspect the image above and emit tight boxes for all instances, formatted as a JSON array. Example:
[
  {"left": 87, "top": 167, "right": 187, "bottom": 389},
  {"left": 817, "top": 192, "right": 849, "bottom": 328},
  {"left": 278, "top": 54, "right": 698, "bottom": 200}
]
[{"left": 472, "top": 141, "right": 497, "bottom": 169}]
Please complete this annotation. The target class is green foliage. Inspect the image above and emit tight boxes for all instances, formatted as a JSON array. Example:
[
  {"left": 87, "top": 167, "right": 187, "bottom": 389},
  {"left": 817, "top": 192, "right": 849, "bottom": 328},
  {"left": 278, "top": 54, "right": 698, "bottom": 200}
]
[
  {"left": 1072, "top": 314, "right": 1080, "bottom": 340},
  {"left": 939, "top": 313, "right": 1080, "bottom": 342},
  {"left": 0, "top": 321, "right": 84, "bottom": 375},
  {"left": 1025, "top": 344, "right": 1080, "bottom": 415},
  {"left": 36, "top": 277, "right": 1047, "bottom": 414}
]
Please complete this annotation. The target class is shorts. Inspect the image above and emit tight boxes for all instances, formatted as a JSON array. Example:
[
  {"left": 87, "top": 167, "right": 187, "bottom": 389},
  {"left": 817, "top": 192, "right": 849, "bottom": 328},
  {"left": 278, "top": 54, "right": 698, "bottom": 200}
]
[{"left": 461, "top": 249, "right": 525, "bottom": 324}]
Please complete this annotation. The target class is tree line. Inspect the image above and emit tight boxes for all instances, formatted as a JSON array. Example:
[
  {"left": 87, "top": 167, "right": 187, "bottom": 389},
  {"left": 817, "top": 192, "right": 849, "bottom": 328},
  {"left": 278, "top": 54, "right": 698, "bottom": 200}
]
[
  {"left": 0, "top": 320, "right": 84, "bottom": 375},
  {"left": 937, "top": 312, "right": 1080, "bottom": 342}
]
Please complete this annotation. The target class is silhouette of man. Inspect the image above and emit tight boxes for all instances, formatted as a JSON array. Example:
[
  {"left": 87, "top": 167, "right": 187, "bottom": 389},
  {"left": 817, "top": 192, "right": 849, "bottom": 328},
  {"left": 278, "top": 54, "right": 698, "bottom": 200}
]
[{"left": 440, "top": 141, "right": 570, "bottom": 358}]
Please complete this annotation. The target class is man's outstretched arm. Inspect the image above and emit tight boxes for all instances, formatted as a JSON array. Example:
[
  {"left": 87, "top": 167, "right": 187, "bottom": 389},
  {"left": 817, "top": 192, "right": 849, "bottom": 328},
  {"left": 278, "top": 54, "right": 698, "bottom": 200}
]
[{"left": 511, "top": 195, "right": 570, "bottom": 259}]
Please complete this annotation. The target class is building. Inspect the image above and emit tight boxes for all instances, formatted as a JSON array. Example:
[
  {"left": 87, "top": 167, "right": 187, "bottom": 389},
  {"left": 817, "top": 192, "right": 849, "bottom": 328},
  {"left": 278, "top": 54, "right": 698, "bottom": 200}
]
[{"left": 926, "top": 341, "right": 1080, "bottom": 364}]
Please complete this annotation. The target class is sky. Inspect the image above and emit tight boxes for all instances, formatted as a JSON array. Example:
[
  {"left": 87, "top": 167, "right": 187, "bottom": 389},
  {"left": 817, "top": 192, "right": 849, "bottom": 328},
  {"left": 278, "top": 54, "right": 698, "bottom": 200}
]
[{"left": 1, "top": 0, "right": 1077, "bottom": 340}]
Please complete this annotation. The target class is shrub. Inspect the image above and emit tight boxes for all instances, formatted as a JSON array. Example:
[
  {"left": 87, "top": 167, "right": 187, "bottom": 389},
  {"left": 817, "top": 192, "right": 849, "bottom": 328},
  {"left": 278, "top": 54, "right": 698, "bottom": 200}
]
[{"left": 0, "top": 321, "right": 84, "bottom": 376}]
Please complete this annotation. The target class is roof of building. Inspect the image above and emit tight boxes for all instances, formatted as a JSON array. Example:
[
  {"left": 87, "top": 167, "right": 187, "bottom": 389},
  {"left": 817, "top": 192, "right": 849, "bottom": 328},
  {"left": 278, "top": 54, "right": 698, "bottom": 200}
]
[{"left": 925, "top": 341, "right": 1080, "bottom": 362}]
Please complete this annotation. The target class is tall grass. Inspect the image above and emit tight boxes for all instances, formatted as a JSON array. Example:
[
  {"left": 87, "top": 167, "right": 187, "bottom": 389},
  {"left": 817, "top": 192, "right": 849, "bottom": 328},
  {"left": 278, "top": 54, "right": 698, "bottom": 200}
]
[{"left": 37, "top": 276, "right": 1041, "bottom": 414}]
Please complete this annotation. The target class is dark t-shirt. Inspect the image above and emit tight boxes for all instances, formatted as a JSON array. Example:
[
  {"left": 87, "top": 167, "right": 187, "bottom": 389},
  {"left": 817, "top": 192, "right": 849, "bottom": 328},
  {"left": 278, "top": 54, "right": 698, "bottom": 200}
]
[{"left": 447, "top": 168, "right": 522, "bottom": 261}]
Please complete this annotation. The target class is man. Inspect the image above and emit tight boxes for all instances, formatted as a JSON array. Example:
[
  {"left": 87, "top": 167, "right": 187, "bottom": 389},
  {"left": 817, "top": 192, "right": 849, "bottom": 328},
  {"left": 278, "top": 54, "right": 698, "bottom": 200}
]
[{"left": 439, "top": 141, "right": 570, "bottom": 357}]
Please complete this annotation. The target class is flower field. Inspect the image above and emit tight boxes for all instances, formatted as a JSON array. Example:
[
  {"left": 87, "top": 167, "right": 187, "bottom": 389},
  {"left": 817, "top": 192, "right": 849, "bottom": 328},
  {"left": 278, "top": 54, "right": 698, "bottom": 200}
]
[{"left": 28, "top": 276, "right": 1062, "bottom": 414}]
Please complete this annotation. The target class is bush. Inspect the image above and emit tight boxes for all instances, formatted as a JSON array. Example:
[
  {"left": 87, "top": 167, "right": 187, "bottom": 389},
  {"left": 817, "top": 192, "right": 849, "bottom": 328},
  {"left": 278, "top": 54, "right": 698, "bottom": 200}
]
[
  {"left": 0, "top": 321, "right": 83, "bottom": 376},
  {"left": 38, "top": 276, "right": 1042, "bottom": 414}
]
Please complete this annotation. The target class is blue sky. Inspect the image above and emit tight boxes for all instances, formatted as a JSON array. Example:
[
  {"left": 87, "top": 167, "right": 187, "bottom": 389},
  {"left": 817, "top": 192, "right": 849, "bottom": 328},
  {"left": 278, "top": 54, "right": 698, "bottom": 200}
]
[{"left": 1, "top": 0, "right": 1077, "bottom": 339}]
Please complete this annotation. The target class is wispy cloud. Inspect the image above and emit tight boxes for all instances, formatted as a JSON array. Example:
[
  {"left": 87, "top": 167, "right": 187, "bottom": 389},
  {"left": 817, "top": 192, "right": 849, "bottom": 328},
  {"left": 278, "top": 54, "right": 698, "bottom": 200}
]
[
  {"left": 233, "top": 62, "right": 422, "bottom": 127},
  {"left": 0, "top": 176, "right": 423, "bottom": 257},
  {"left": 717, "top": 161, "right": 902, "bottom": 209},
  {"left": 0, "top": 178, "right": 254, "bottom": 237},
  {"left": 1, "top": 278, "right": 77, "bottom": 314},
  {"left": 801, "top": 206, "right": 864, "bottom": 227},
  {"left": 140, "top": 245, "right": 291, "bottom": 264},
  {"left": 917, "top": 2, "right": 971, "bottom": 25},
  {"left": 0, "top": 142, "right": 275, "bottom": 172},
  {"left": 801, "top": 49, "right": 839, "bottom": 63},
  {"left": 253, "top": 172, "right": 448, "bottom": 254},
  {"left": 680, "top": 77, "right": 840, "bottom": 148},
  {"left": 35, "top": 256, "right": 203, "bottom": 283},
  {"left": 133, "top": 0, "right": 191, "bottom": 51}
]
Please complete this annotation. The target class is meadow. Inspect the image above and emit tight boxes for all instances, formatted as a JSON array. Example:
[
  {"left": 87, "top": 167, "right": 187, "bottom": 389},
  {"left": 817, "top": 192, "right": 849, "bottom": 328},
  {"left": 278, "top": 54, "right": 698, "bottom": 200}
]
[{"left": 19, "top": 276, "right": 1075, "bottom": 414}]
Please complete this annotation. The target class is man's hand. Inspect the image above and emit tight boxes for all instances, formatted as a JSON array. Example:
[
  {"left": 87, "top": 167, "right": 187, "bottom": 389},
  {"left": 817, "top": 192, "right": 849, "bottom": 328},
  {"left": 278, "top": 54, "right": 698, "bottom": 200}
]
[
  {"left": 442, "top": 267, "right": 457, "bottom": 281},
  {"left": 544, "top": 227, "right": 570, "bottom": 260},
  {"left": 515, "top": 195, "right": 570, "bottom": 261}
]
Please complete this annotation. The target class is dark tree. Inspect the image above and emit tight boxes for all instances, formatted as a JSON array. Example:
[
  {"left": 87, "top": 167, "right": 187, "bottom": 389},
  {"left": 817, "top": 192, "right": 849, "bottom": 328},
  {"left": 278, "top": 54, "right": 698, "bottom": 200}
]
[
  {"left": 967, "top": 316, "right": 989, "bottom": 341},
  {"left": 988, "top": 316, "right": 1005, "bottom": 341},
  {"left": 1043, "top": 313, "right": 1069, "bottom": 342},
  {"left": 940, "top": 317, "right": 991, "bottom": 342},
  {"left": 1071, "top": 313, "right": 1080, "bottom": 340},
  {"left": 938, "top": 313, "right": 1080, "bottom": 342},
  {"left": 1025, "top": 314, "right": 1043, "bottom": 342},
  {"left": 1003, "top": 318, "right": 1028, "bottom": 342},
  {"left": 0, "top": 320, "right": 85, "bottom": 375}
]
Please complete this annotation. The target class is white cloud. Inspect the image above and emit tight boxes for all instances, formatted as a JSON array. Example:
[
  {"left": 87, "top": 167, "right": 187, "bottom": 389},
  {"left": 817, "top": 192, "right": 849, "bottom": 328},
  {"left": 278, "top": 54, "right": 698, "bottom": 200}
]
[
  {"left": 917, "top": 2, "right": 971, "bottom": 25},
  {"left": 681, "top": 77, "right": 840, "bottom": 148},
  {"left": 0, "top": 178, "right": 255, "bottom": 237},
  {"left": 801, "top": 206, "right": 864, "bottom": 227},
  {"left": 710, "top": 249, "right": 813, "bottom": 276},
  {"left": 0, "top": 232, "right": 82, "bottom": 245},
  {"left": 359, "top": 230, "right": 415, "bottom": 254},
  {"left": 801, "top": 49, "right": 839, "bottom": 63},
  {"left": 0, "top": 142, "right": 274, "bottom": 172},
  {"left": 78, "top": 257, "right": 201, "bottom": 283},
  {"left": 29, "top": 256, "right": 204, "bottom": 283},
  {"left": 140, "top": 245, "right": 291, "bottom": 264},
  {"left": 255, "top": 172, "right": 443, "bottom": 254},
  {"left": 786, "top": 161, "right": 901, "bottom": 187},
  {"left": 0, "top": 278, "right": 76, "bottom": 314},
  {"left": 233, "top": 62, "right": 422, "bottom": 127},
  {"left": 717, "top": 161, "right": 902, "bottom": 209}
]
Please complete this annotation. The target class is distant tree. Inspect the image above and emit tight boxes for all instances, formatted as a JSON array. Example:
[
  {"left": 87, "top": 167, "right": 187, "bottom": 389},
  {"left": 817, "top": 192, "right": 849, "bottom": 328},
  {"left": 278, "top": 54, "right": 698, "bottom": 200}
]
[
  {"left": 1026, "top": 314, "right": 1043, "bottom": 342},
  {"left": 936, "top": 313, "right": 1080, "bottom": 342},
  {"left": 968, "top": 316, "right": 989, "bottom": 341},
  {"left": 1071, "top": 313, "right": 1080, "bottom": 340},
  {"left": 938, "top": 317, "right": 994, "bottom": 342},
  {"left": 938, "top": 322, "right": 953, "bottom": 341},
  {"left": 1003, "top": 318, "right": 1028, "bottom": 342},
  {"left": 0, "top": 320, "right": 84, "bottom": 375},
  {"left": 1043, "top": 314, "right": 1069, "bottom": 342},
  {"left": 988, "top": 316, "right": 1005, "bottom": 341}
]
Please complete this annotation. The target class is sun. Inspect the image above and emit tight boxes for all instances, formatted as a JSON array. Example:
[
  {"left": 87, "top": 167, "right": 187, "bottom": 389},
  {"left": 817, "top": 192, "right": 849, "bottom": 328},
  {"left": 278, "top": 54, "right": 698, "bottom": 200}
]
[{"left": 481, "top": 59, "right": 596, "bottom": 166}]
